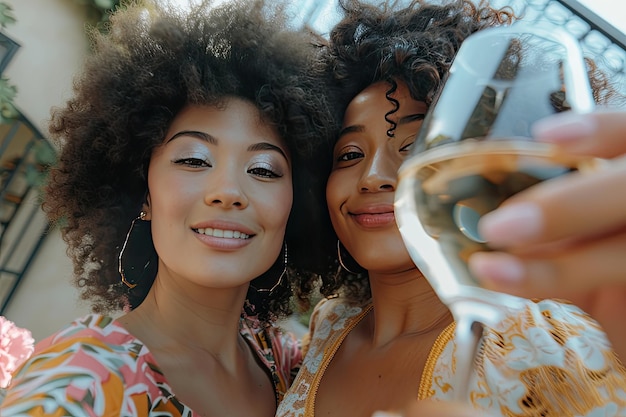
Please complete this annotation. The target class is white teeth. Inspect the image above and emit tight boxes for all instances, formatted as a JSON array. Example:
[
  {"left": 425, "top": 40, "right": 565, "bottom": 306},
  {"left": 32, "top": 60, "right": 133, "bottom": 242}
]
[{"left": 196, "top": 227, "right": 249, "bottom": 239}]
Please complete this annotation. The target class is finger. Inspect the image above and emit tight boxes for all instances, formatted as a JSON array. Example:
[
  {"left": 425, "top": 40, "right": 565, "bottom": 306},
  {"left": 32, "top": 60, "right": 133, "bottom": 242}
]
[
  {"left": 477, "top": 160, "right": 626, "bottom": 248},
  {"left": 468, "top": 231, "right": 626, "bottom": 297},
  {"left": 532, "top": 110, "right": 626, "bottom": 158}
]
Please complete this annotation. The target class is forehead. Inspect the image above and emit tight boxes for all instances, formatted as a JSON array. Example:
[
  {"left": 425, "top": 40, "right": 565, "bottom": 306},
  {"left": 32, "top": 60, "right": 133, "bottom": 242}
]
[
  {"left": 343, "top": 81, "right": 426, "bottom": 126},
  {"left": 350, "top": 81, "right": 413, "bottom": 107},
  {"left": 167, "top": 99, "right": 282, "bottom": 145}
]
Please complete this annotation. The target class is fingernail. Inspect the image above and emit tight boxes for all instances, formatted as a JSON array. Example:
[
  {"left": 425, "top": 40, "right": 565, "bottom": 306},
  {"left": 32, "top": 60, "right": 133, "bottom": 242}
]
[
  {"left": 479, "top": 203, "right": 543, "bottom": 246},
  {"left": 469, "top": 252, "right": 525, "bottom": 284},
  {"left": 531, "top": 112, "right": 597, "bottom": 143},
  {"left": 371, "top": 412, "right": 402, "bottom": 417}
]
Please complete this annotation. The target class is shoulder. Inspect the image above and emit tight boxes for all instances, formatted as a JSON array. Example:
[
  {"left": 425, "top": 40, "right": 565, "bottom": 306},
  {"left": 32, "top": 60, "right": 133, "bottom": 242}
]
[
  {"left": 17, "top": 313, "right": 152, "bottom": 377},
  {"left": 36, "top": 314, "right": 137, "bottom": 351},
  {"left": 2, "top": 314, "right": 162, "bottom": 414},
  {"left": 29, "top": 314, "right": 148, "bottom": 368},
  {"left": 277, "top": 298, "right": 371, "bottom": 416},
  {"left": 309, "top": 296, "right": 369, "bottom": 333},
  {"left": 305, "top": 296, "right": 370, "bottom": 363}
]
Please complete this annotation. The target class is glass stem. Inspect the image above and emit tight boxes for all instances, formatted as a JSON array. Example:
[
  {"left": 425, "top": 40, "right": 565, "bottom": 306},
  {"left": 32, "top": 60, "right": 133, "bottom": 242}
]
[{"left": 453, "top": 316, "right": 484, "bottom": 402}]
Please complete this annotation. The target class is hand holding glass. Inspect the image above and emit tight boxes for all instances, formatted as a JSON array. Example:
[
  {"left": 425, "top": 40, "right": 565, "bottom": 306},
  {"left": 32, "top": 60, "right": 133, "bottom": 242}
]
[{"left": 395, "top": 25, "right": 597, "bottom": 401}]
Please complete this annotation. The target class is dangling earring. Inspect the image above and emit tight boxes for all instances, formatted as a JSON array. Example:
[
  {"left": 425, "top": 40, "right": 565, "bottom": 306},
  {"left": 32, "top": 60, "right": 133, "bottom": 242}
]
[
  {"left": 337, "top": 240, "right": 359, "bottom": 274},
  {"left": 119, "top": 211, "right": 158, "bottom": 289},
  {"left": 250, "top": 243, "right": 287, "bottom": 293}
]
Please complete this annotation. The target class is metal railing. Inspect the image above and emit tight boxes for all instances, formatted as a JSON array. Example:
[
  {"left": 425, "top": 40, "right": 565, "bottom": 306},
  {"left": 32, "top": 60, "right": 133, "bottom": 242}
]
[
  {"left": 497, "top": 0, "right": 626, "bottom": 98},
  {"left": 0, "top": 114, "right": 53, "bottom": 314},
  {"left": 303, "top": 0, "right": 626, "bottom": 98},
  {"left": 0, "top": 29, "right": 55, "bottom": 314}
]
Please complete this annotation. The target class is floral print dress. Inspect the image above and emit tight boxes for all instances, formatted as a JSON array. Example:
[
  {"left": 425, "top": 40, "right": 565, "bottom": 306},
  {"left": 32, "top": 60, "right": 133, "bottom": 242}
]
[
  {"left": 1, "top": 314, "right": 301, "bottom": 416},
  {"left": 277, "top": 297, "right": 626, "bottom": 417}
]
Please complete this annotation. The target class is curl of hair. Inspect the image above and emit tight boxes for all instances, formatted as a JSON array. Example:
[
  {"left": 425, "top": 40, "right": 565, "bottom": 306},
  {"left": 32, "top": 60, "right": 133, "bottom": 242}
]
[{"left": 42, "top": 0, "right": 336, "bottom": 326}]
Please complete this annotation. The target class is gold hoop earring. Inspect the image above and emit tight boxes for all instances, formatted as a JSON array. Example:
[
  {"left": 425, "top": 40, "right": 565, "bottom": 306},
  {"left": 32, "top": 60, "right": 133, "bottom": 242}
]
[
  {"left": 250, "top": 243, "right": 287, "bottom": 293},
  {"left": 337, "top": 240, "right": 359, "bottom": 274},
  {"left": 119, "top": 211, "right": 157, "bottom": 289}
]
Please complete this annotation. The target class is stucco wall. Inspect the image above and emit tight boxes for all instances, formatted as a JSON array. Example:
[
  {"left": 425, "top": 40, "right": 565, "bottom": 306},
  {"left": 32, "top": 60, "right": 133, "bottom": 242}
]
[{"left": 2, "top": 0, "right": 92, "bottom": 341}]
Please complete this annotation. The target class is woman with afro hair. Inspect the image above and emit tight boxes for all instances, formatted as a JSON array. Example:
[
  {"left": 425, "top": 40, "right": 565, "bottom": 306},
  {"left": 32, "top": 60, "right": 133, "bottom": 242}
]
[{"left": 1, "top": 0, "right": 336, "bottom": 415}]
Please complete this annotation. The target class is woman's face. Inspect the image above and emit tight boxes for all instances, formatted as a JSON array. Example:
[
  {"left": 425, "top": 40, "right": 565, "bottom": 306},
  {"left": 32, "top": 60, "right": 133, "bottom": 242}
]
[
  {"left": 146, "top": 99, "right": 292, "bottom": 288},
  {"left": 327, "top": 81, "right": 428, "bottom": 274}
]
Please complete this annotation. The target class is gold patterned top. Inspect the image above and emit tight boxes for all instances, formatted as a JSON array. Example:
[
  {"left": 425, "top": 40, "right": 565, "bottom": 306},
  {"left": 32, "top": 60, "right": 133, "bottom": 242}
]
[{"left": 277, "top": 297, "right": 626, "bottom": 417}]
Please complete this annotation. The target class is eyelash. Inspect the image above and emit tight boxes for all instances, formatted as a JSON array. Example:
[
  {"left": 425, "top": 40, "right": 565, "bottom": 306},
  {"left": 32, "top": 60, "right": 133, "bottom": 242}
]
[
  {"left": 336, "top": 150, "right": 363, "bottom": 162},
  {"left": 248, "top": 166, "right": 281, "bottom": 178},
  {"left": 335, "top": 141, "right": 414, "bottom": 163},
  {"left": 174, "top": 157, "right": 210, "bottom": 167},
  {"left": 400, "top": 142, "right": 414, "bottom": 153},
  {"left": 174, "top": 158, "right": 281, "bottom": 178}
]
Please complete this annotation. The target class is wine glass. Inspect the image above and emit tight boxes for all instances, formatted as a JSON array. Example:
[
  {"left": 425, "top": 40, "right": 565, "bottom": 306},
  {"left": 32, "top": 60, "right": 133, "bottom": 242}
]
[{"left": 394, "top": 25, "right": 597, "bottom": 401}]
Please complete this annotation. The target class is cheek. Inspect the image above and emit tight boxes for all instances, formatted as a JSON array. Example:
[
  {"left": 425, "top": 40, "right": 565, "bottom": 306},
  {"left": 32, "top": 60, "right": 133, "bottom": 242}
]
[
  {"left": 326, "top": 173, "right": 349, "bottom": 238},
  {"left": 261, "top": 184, "right": 293, "bottom": 231},
  {"left": 325, "top": 174, "right": 340, "bottom": 216},
  {"left": 148, "top": 175, "right": 197, "bottom": 214},
  {"left": 146, "top": 164, "right": 202, "bottom": 235}
]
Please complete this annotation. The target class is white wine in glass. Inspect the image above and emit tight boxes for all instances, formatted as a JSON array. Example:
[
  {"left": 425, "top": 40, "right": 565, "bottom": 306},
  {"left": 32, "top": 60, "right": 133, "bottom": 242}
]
[{"left": 394, "top": 25, "right": 597, "bottom": 401}]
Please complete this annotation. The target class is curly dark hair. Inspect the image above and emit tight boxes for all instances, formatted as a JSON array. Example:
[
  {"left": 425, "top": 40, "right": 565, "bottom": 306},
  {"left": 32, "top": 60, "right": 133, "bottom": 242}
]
[
  {"left": 43, "top": 0, "right": 335, "bottom": 325},
  {"left": 304, "top": 0, "right": 622, "bottom": 305}
]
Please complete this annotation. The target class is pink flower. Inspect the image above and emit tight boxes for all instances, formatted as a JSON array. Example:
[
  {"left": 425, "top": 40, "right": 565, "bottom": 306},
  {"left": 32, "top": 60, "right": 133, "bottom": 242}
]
[{"left": 0, "top": 316, "right": 35, "bottom": 388}]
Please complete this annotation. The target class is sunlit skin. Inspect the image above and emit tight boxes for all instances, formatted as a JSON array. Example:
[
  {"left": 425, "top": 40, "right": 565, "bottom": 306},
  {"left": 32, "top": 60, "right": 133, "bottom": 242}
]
[
  {"left": 148, "top": 101, "right": 291, "bottom": 292},
  {"left": 327, "top": 81, "right": 428, "bottom": 275},
  {"left": 318, "top": 81, "right": 454, "bottom": 417},
  {"left": 117, "top": 99, "right": 292, "bottom": 417}
]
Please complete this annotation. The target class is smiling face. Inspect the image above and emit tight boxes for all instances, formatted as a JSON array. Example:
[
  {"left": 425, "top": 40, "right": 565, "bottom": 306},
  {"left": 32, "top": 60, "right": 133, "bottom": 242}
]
[
  {"left": 146, "top": 99, "right": 292, "bottom": 289},
  {"left": 326, "top": 80, "right": 428, "bottom": 274}
]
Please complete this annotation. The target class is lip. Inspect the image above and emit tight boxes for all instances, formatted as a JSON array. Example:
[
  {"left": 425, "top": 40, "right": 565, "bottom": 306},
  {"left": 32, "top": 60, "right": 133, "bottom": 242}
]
[
  {"left": 191, "top": 220, "right": 256, "bottom": 250},
  {"left": 348, "top": 203, "right": 396, "bottom": 228}
]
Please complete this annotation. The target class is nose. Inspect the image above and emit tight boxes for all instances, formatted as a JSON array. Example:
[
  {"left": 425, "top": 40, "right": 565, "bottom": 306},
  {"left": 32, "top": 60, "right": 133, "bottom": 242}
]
[
  {"left": 358, "top": 149, "right": 398, "bottom": 193},
  {"left": 204, "top": 167, "right": 249, "bottom": 209}
]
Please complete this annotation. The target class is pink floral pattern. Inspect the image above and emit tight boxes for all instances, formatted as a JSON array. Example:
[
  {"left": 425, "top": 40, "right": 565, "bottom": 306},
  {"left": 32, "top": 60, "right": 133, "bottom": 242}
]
[
  {"left": 1, "top": 314, "right": 301, "bottom": 415},
  {"left": 0, "top": 316, "right": 34, "bottom": 389}
]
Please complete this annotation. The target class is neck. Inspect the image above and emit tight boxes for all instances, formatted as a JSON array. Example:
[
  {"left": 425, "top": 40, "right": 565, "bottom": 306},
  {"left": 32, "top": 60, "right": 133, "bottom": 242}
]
[
  {"left": 119, "top": 272, "right": 250, "bottom": 368},
  {"left": 366, "top": 267, "right": 452, "bottom": 347}
]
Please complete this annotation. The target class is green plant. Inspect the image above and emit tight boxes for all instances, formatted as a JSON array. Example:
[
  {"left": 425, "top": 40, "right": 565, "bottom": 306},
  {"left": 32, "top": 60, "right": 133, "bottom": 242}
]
[
  {"left": 25, "top": 140, "right": 57, "bottom": 188},
  {"left": 0, "top": 76, "right": 17, "bottom": 124},
  {"left": 0, "top": 2, "right": 17, "bottom": 125},
  {"left": 72, "top": 0, "right": 122, "bottom": 29},
  {"left": 0, "top": 2, "right": 15, "bottom": 29}
]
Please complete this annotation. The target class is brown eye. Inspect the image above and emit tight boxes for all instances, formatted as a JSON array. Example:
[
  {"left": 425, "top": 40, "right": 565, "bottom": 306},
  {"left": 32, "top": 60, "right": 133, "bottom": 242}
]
[
  {"left": 174, "top": 158, "right": 210, "bottom": 167},
  {"left": 337, "top": 151, "right": 363, "bottom": 162},
  {"left": 399, "top": 142, "right": 414, "bottom": 153},
  {"left": 248, "top": 163, "right": 281, "bottom": 178}
]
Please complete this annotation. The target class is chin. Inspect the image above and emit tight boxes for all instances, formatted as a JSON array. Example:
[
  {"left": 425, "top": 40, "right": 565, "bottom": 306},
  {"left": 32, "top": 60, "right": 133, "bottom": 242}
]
[{"left": 360, "top": 249, "right": 413, "bottom": 272}]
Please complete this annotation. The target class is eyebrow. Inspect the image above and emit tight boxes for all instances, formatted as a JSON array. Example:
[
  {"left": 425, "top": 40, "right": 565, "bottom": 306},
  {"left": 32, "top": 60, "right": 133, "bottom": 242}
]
[
  {"left": 338, "top": 113, "right": 426, "bottom": 139},
  {"left": 248, "top": 142, "right": 288, "bottom": 160},
  {"left": 167, "top": 130, "right": 216, "bottom": 144},
  {"left": 166, "top": 130, "right": 288, "bottom": 159},
  {"left": 337, "top": 125, "right": 363, "bottom": 139}
]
